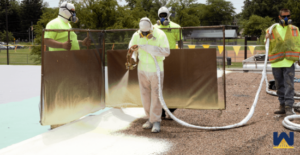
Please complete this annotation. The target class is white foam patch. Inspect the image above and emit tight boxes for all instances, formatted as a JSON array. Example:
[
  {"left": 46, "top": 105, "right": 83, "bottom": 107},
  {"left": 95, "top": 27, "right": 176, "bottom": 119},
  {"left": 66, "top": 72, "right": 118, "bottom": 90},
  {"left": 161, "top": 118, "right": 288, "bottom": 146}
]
[
  {"left": 217, "top": 70, "right": 231, "bottom": 78},
  {"left": 0, "top": 108, "right": 172, "bottom": 155},
  {"left": 0, "top": 65, "right": 41, "bottom": 104}
]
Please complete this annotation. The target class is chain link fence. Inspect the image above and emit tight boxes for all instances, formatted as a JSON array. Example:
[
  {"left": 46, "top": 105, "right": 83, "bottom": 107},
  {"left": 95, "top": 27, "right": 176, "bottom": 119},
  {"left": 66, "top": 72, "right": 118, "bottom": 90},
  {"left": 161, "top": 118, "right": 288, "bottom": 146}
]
[{"left": 0, "top": 46, "right": 39, "bottom": 65}]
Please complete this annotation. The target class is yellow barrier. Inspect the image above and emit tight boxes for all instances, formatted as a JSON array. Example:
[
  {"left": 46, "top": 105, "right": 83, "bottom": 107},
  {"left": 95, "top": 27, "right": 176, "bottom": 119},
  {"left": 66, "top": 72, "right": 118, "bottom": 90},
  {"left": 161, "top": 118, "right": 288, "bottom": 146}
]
[
  {"left": 233, "top": 46, "right": 241, "bottom": 56},
  {"left": 202, "top": 45, "right": 210, "bottom": 48},
  {"left": 218, "top": 46, "right": 224, "bottom": 54},
  {"left": 188, "top": 45, "right": 195, "bottom": 49},
  {"left": 249, "top": 46, "right": 256, "bottom": 54}
]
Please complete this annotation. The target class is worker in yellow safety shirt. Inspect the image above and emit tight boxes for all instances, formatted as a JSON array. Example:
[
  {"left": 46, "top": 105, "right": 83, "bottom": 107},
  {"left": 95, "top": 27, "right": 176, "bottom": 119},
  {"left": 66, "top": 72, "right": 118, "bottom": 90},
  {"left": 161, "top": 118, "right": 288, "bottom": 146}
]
[
  {"left": 154, "top": 6, "right": 183, "bottom": 120},
  {"left": 44, "top": 2, "right": 90, "bottom": 51},
  {"left": 129, "top": 17, "right": 170, "bottom": 133},
  {"left": 44, "top": 2, "right": 90, "bottom": 129},
  {"left": 265, "top": 8, "right": 300, "bottom": 116}
]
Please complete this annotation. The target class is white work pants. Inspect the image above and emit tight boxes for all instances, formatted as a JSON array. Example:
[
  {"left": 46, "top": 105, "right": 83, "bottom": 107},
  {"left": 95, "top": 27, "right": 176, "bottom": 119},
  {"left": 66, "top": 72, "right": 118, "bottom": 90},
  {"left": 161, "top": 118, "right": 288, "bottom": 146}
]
[{"left": 138, "top": 70, "right": 164, "bottom": 123}]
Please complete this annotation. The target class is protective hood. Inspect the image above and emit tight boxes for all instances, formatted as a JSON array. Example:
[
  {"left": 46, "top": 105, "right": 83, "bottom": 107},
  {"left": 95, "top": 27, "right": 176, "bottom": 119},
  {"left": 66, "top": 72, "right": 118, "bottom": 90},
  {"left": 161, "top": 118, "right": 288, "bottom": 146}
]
[
  {"left": 158, "top": 6, "right": 171, "bottom": 22},
  {"left": 59, "top": 2, "right": 76, "bottom": 23},
  {"left": 139, "top": 17, "right": 153, "bottom": 32},
  {"left": 138, "top": 17, "right": 156, "bottom": 40}
]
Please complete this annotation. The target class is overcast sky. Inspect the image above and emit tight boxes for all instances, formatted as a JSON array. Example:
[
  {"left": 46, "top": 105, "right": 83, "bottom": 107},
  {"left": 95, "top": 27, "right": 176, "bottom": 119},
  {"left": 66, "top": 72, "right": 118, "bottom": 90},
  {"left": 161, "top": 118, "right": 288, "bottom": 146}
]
[{"left": 46, "top": 0, "right": 244, "bottom": 14}]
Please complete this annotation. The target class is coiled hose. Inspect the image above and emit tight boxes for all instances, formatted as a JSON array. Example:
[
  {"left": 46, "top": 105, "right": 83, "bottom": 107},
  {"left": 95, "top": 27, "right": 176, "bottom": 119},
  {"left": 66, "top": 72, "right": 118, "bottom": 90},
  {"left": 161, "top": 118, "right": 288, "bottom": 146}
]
[{"left": 149, "top": 23, "right": 300, "bottom": 130}]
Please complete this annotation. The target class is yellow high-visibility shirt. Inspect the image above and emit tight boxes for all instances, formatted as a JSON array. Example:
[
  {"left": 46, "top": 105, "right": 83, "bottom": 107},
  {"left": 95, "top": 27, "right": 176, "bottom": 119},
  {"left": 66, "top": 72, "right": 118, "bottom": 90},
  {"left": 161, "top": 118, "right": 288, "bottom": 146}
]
[
  {"left": 129, "top": 28, "right": 169, "bottom": 72},
  {"left": 154, "top": 21, "right": 182, "bottom": 49},
  {"left": 265, "top": 25, "right": 296, "bottom": 68},
  {"left": 44, "top": 17, "right": 80, "bottom": 51}
]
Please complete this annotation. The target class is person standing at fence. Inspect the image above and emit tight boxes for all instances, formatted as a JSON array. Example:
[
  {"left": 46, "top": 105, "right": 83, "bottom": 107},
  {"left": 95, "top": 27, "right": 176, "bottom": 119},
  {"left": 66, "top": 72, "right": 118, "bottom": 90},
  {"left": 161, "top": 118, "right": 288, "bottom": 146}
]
[
  {"left": 44, "top": 2, "right": 90, "bottom": 51},
  {"left": 129, "top": 17, "right": 170, "bottom": 133},
  {"left": 43, "top": 2, "right": 90, "bottom": 129},
  {"left": 153, "top": 6, "right": 182, "bottom": 120},
  {"left": 265, "top": 8, "right": 300, "bottom": 116}
]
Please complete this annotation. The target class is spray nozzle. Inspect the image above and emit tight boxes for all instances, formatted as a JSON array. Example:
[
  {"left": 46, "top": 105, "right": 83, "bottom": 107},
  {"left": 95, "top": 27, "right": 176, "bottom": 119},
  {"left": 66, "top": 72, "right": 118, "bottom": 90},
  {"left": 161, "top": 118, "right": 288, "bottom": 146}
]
[{"left": 125, "top": 45, "right": 138, "bottom": 70}]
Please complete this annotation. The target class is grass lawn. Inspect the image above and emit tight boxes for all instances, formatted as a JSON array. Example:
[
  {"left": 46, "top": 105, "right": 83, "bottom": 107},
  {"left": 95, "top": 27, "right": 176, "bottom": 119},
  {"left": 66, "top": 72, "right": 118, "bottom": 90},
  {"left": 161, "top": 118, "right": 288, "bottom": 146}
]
[
  {"left": 0, "top": 48, "right": 39, "bottom": 65},
  {"left": 226, "top": 62, "right": 243, "bottom": 68},
  {"left": 0, "top": 41, "right": 250, "bottom": 67}
]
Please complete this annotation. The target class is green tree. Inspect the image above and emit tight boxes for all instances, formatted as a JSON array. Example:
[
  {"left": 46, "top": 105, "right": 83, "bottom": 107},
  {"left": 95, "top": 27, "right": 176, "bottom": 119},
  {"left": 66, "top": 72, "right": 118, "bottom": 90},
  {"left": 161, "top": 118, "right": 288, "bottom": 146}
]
[
  {"left": 108, "top": 6, "right": 137, "bottom": 29},
  {"left": 73, "top": 0, "right": 120, "bottom": 29},
  {"left": 241, "top": 0, "right": 287, "bottom": 22},
  {"left": 285, "top": 0, "right": 300, "bottom": 27},
  {"left": 0, "top": 30, "right": 14, "bottom": 42},
  {"left": 20, "top": 0, "right": 45, "bottom": 40},
  {"left": 242, "top": 15, "right": 275, "bottom": 37},
  {"left": 169, "top": 0, "right": 200, "bottom": 27},
  {"left": 241, "top": 15, "right": 275, "bottom": 45},
  {"left": 0, "top": 0, "right": 22, "bottom": 40},
  {"left": 199, "top": 0, "right": 235, "bottom": 26},
  {"left": 124, "top": 0, "right": 167, "bottom": 24}
]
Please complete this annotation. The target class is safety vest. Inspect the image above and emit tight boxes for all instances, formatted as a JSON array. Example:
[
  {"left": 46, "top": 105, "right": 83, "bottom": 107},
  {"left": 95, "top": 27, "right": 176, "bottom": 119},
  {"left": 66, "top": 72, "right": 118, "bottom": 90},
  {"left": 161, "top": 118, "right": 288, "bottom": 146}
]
[{"left": 267, "top": 25, "right": 300, "bottom": 63}]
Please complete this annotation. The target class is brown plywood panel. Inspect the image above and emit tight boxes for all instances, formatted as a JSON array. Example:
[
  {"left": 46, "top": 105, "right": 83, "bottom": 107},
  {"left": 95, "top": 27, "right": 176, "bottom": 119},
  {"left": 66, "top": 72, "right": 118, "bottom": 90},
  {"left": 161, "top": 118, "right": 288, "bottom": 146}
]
[
  {"left": 41, "top": 49, "right": 105, "bottom": 125},
  {"left": 163, "top": 49, "right": 219, "bottom": 109},
  {"left": 106, "top": 49, "right": 224, "bottom": 110}
]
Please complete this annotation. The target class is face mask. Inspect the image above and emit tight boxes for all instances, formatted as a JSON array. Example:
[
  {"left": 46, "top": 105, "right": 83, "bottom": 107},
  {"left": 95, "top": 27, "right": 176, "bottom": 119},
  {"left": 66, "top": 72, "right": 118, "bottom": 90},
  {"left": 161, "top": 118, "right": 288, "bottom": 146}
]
[
  {"left": 142, "top": 31, "right": 150, "bottom": 37},
  {"left": 284, "top": 17, "right": 289, "bottom": 24},
  {"left": 160, "top": 18, "right": 166, "bottom": 24},
  {"left": 157, "top": 17, "right": 169, "bottom": 26},
  {"left": 280, "top": 15, "right": 292, "bottom": 26},
  {"left": 139, "top": 31, "right": 155, "bottom": 40},
  {"left": 70, "top": 12, "right": 78, "bottom": 23}
]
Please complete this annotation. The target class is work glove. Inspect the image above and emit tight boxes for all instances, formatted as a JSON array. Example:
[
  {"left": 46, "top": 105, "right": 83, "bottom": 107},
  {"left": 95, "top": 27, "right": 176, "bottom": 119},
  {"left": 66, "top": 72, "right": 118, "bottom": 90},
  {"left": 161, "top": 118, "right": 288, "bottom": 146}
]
[
  {"left": 62, "top": 40, "right": 72, "bottom": 51},
  {"left": 82, "top": 37, "right": 92, "bottom": 47},
  {"left": 130, "top": 45, "right": 139, "bottom": 52},
  {"left": 125, "top": 45, "right": 139, "bottom": 70},
  {"left": 265, "top": 33, "right": 271, "bottom": 40}
]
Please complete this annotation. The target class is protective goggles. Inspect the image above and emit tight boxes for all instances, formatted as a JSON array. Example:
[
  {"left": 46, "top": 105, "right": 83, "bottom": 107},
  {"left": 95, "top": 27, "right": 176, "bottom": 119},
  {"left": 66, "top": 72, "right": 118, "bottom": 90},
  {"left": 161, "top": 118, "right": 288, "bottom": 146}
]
[
  {"left": 280, "top": 15, "right": 291, "bottom": 18},
  {"left": 159, "top": 13, "right": 168, "bottom": 18}
]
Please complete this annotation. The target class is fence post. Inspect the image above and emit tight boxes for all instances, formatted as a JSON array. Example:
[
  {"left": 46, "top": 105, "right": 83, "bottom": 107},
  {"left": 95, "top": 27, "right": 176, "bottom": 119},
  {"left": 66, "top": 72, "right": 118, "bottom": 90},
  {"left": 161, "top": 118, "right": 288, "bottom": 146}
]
[
  {"left": 27, "top": 54, "right": 28, "bottom": 64},
  {"left": 244, "top": 37, "right": 248, "bottom": 60}
]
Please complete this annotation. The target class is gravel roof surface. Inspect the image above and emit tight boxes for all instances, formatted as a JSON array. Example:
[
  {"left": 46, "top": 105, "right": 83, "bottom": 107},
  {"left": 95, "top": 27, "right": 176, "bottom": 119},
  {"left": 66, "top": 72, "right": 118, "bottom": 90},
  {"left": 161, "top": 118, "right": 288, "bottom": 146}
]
[{"left": 118, "top": 73, "right": 300, "bottom": 155}]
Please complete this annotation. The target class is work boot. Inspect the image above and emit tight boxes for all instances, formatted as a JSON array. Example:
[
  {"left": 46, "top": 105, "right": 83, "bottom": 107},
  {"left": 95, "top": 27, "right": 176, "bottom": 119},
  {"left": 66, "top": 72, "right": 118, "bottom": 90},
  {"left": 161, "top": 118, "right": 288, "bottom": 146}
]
[
  {"left": 151, "top": 122, "right": 161, "bottom": 133},
  {"left": 142, "top": 121, "right": 153, "bottom": 129},
  {"left": 274, "top": 105, "right": 285, "bottom": 114},
  {"left": 285, "top": 106, "right": 296, "bottom": 116}
]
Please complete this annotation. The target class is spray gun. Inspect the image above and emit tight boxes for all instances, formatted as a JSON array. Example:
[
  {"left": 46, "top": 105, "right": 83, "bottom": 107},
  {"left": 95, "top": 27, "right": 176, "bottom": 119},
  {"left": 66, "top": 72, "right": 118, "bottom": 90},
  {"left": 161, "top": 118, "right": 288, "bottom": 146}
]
[{"left": 125, "top": 45, "right": 139, "bottom": 70}]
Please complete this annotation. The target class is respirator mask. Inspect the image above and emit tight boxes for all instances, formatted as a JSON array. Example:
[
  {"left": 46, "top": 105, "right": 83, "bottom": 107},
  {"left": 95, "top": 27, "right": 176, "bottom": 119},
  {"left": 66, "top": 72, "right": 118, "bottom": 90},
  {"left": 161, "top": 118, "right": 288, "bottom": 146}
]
[
  {"left": 140, "top": 31, "right": 154, "bottom": 40},
  {"left": 59, "top": 3, "right": 79, "bottom": 23},
  {"left": 141, "top": 31, "right": 150, "bottom": 37},
  {"left": 279, "top": 15, "right": 292, "bottom": 26},
  {"left": 157, "top": 13, "right": 170, "bottom": 26}
]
